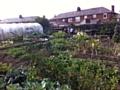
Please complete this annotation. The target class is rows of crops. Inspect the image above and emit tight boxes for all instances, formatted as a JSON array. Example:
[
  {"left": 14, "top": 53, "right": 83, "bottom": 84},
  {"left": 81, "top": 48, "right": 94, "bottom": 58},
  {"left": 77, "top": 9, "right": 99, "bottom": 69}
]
[{"left": 0, "top": 31, "right": 120, "bottom": 90}]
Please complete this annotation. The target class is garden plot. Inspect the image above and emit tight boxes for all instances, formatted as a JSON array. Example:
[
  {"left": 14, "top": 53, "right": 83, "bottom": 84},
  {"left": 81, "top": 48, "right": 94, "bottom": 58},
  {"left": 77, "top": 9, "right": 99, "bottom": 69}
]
[{"left": 0, "top": 31, "right": 120, "bottom": 90}]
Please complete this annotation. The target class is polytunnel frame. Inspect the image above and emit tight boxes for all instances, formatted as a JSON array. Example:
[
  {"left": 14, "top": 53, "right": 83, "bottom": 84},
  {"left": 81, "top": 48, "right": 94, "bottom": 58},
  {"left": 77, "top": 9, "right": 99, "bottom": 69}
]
[
  {"left": 0, "top": 23, "right": 43, "bottom": 44},
  {"left": 0, "top": 24, "right": 12, "bottom": 41}
]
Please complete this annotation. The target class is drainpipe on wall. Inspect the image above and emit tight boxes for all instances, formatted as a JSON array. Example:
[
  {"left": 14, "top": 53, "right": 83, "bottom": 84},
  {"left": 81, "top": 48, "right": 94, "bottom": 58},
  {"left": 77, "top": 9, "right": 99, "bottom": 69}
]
[{"left": 56, "top": 19, "right": 59, "bottom": 27}]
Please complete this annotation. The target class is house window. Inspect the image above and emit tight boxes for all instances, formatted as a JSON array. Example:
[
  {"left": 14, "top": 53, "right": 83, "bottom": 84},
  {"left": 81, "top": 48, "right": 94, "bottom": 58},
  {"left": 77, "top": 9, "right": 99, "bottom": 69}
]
[
  {"left": 75, "top": 17, "right": 80, "bottom": 22},
  {"left": 93, "top": 14, "right": 96, "bottom": 18},
  {"left": 103, "top": 13, "right": 107, "bottom": 19},
  {"left": 84, "top": 15, "right": 87, "bottom": 19},
  {"left": 117, "top": 19, "right": 119, "bottom": 22},
  {"left": 68, "top": 18, "right": 72, "bottom": 22},
  {"left": 63, "top": 19, "right": 65, "bottom": 22}
]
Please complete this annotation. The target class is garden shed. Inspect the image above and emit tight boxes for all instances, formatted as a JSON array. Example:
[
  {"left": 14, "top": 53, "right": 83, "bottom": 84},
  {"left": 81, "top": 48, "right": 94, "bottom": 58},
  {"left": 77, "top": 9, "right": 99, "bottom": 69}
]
[{"left": 0, "top": 23, "right": 43, "bottom": 41}]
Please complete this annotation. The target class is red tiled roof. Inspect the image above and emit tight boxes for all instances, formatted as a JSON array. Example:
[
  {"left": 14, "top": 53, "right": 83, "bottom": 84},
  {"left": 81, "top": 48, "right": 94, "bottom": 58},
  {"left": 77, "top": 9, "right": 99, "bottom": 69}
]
[{"left": 51, "top": 7, "right": 112, "bottom": 20}]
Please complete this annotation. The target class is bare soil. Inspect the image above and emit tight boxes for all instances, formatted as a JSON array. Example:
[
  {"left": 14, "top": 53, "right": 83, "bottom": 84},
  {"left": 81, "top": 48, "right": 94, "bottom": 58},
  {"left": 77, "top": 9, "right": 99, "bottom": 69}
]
[{"left": 0, "top": 50, "right": 29, "bottom": 68}]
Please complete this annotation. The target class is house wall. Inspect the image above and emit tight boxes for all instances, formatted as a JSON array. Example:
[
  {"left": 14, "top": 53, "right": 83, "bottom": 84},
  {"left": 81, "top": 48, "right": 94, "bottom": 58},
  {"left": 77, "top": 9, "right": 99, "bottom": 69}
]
[
  {"left": 96, "top": 13, "right": 114, "bottom": 22},
  {"left": 50, "top": 12, "right": 116, "bottom": 25}
]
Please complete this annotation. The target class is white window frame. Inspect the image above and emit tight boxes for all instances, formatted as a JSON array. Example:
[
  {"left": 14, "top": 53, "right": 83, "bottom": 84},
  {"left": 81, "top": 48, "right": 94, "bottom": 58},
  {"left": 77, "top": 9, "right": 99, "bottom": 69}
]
[
  {"left": 84, "top": 15, "right": 87, "bottom": 19},
  {"left": 117, "top": 19, "right": 119, "bottom": 22},
  {"left": 93, "top": 14, "right": 96, "bottom": 18},
  {"left": 75, "top": 17, "right": 80, "bottom": 22},
  {"left": 68, "top": 18, "right": 72, "bottom": 22},
  {"left": 103, "top": 13, "right": 107, "bottom": 19},
  {"left": 62, "top": 19, "right": 65, "bottom": 22}
]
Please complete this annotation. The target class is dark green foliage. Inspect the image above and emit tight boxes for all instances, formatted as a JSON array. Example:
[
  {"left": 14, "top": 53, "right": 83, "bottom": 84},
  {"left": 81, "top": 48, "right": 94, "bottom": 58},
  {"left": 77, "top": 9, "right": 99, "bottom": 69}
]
[
  {"left": 13, "top": 36, "right": 23, "bottom": 43},
  {"left": 112, "top": 24, "right": 120, "bottom": 43},
  {"left": 28, "top": 33, "right": 49, "bottom": 39},
  {"left": 19, "top": 53, "right": 31, "bottom": 60},
  {"left": 7, "top": 47, "right": 31, "bottom": 60},
  {"left": 50, "top": 38, "right": 68, "bottom": 50},
  {"left": 52, "top": 31, "right": 67, "bottom": 38},
  {"left": 4, "top": 67, "right": 27, "bottom": 82},
  {"left": 0, "top": 62, "right": 11, "bottom": 75},
  {"left": 99, "top": 28, "right": 113, "bottom": 35},
  {"left": 23, "top": 43, "right": 43, "bottom": 51},
  {"left": 33, "top": 43, "right": 43, "bottom": 50},
  {"left": 2, "top": 63, "right": 71, "bottom": 90},
  {"left": 7, "top": 48, "right": 25, "bottom": 58},
  {"left": 4, "top": 31, "right": 120, "bottom": 89},
  {"left": 6, "top": 77, "right": 71, "bottom": 90},
  {"left": 35, "top": 16, "right": 49, "bottom": 30},
  {"left": 3, "top": 67, "right": 27, "bottom": 89},
  {"left": 32, "top": 52, "right": 119, "bottom": 90},
  {"left": 113, "top": 34, "right": 120, "bottom": 43}
]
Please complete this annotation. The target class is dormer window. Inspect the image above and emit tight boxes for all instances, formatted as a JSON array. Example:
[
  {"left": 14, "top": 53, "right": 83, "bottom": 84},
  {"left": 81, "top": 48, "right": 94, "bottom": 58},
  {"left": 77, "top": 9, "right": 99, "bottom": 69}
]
[
  {"left": 68, "top": 18, "right": 72, "bottom": 22},
  {"left": 84, "top": 15, "right": 87, "bottom": 19},
  {"left": 103, "top": 13, "right": 107, "bottom": 19}
]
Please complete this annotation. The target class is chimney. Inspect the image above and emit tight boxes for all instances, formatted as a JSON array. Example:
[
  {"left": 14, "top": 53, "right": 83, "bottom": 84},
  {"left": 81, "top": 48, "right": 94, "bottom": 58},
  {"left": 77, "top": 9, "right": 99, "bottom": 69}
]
[
  {"left": 77, "top": 7, "right": 81, "bottom": 11},
  {"left": 19, "top": 15, "right": 23, "bottom": 19},
  {"left": 112, "top": 5, "right": 114, "bottom": 12}
]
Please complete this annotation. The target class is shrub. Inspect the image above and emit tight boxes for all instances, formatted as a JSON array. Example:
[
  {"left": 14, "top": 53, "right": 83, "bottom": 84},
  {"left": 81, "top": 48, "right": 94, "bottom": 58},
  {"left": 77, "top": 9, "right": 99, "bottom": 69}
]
[
  {"left": 52, "top": 31, "right": 67, "bottom": 38},
  {"left": 99, "top": 28, "right": 113, "bottom": 35},
  {"left": 7, "top": 48, "right": 25, "bottom": 58},
  {"left": 33, "top": 43, "right": 43, "bottom": 50},
  {"left": 112, "top": 24, "right": 120, "bottom": 43},
  {"left": 50, "top": 38, "right": 69, "bottom": 50},
  {"left": 7, "top": 78, "right": 71, "bottom": 90},
  {"left": 19, "top": 53, "right": 31, "bottom": 60},
  {"left": 0, "top": 62, "right": 12, "bottom": 74},
  {"left": 34, "top": 53, "right": 119, "bottom": 90}
]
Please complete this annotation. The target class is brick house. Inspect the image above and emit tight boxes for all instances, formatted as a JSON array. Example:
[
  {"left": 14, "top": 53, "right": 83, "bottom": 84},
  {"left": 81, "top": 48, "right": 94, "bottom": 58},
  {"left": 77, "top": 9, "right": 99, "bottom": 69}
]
[
  {"left": 117, "top": 14, "right": 120, "bottom": 22},
  {"left": 50, "top": 5, "right": 118, "bottom": 27}
]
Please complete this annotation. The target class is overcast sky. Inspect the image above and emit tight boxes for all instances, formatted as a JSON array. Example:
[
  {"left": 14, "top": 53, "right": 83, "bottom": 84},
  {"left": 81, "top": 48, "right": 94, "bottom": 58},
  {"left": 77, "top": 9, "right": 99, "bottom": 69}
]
[{"left": 0, "top": 0, "right": 119, "bottom": 20}]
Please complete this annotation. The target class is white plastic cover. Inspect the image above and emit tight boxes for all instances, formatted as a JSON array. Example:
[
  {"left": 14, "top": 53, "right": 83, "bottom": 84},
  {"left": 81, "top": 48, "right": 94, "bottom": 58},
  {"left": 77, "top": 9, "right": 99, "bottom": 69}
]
[{"left": 0, "top": 23, "right": 43, "bottom": 40}]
